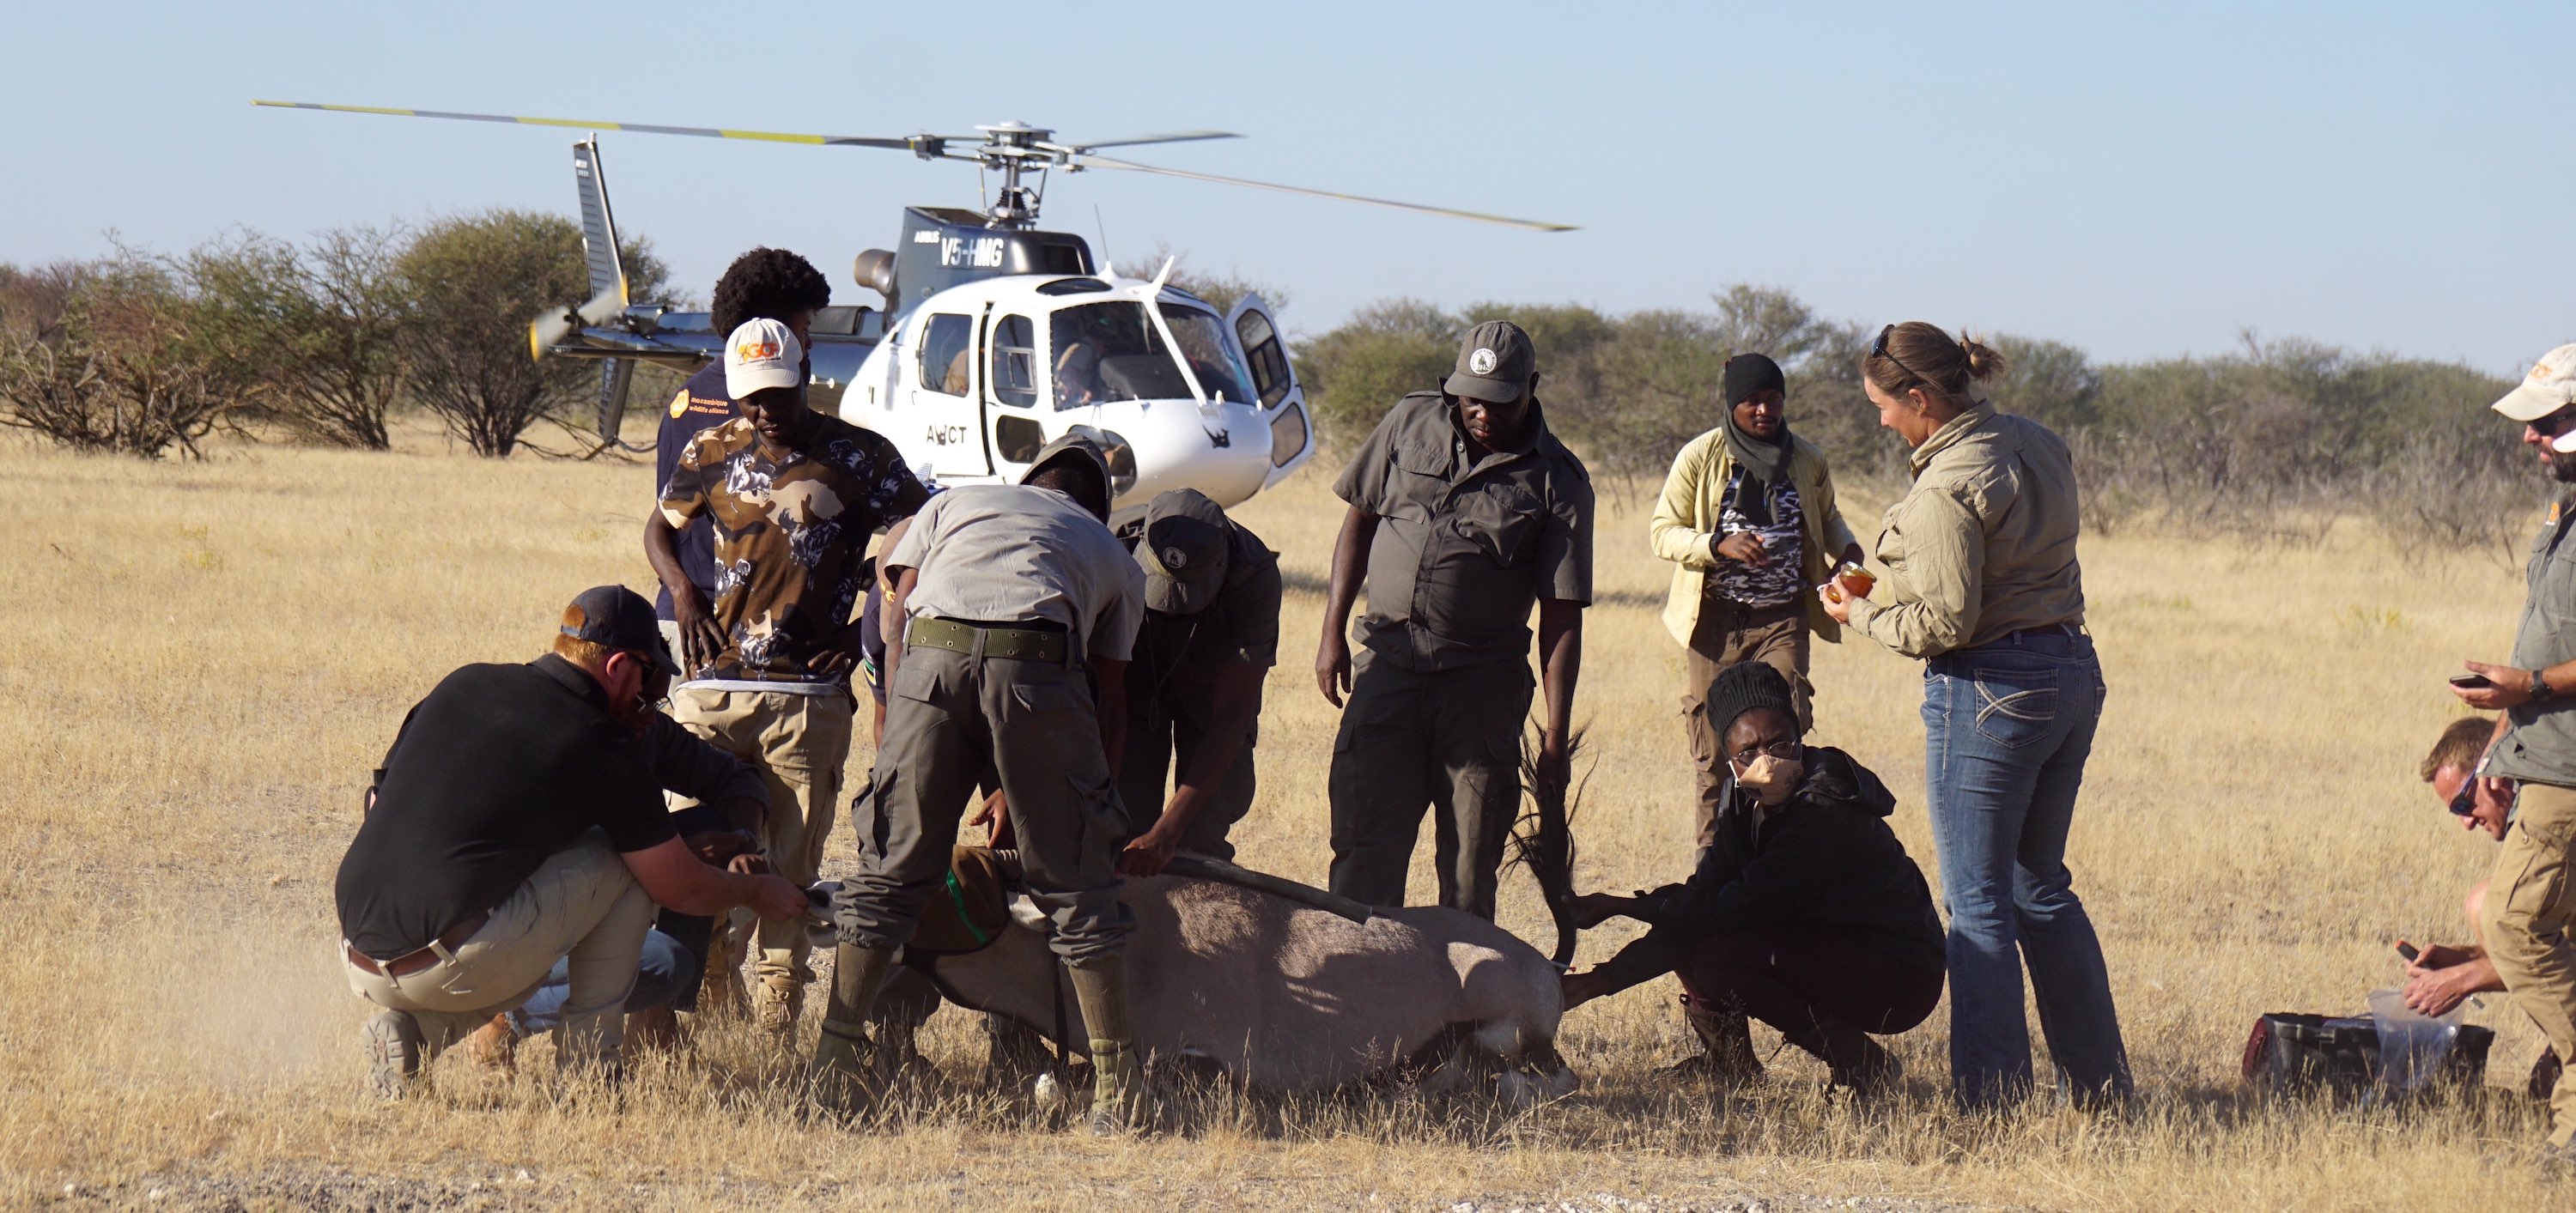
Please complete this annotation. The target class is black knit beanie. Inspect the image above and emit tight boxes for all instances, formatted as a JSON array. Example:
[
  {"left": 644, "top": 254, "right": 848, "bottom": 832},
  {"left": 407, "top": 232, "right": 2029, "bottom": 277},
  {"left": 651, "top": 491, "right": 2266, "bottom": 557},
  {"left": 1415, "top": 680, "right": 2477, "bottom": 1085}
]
[
  {"left": 1722, "top": 352, "right": 1786, "bottom": 405},
  {"left": 1704, "top": 660, "right": 1801, "bottom": 739}
]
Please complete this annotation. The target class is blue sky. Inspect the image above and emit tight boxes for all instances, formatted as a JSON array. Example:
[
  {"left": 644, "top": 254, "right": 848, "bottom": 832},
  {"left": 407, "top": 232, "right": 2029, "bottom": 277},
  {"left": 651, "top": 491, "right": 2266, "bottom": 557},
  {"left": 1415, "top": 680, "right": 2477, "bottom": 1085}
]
[{"left": 3, "top": 1, "right": 2561, "bottom": 372}]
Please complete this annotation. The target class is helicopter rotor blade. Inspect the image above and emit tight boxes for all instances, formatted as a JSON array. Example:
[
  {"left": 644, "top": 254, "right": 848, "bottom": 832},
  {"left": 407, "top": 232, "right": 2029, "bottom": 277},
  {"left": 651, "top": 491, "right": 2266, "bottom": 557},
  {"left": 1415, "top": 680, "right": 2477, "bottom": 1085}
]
[
  {"left": 252, "top": 100, "right": 937, "bottom": 153},
  {"left": 1052, "top": 130, "right": 1242, "bottom": 152},
  {"left": 527, "top": 283, "right": 628, "bottom": 362},
  {"left": 1078, "top": 155, "right": 1576, "bottom": 233}
]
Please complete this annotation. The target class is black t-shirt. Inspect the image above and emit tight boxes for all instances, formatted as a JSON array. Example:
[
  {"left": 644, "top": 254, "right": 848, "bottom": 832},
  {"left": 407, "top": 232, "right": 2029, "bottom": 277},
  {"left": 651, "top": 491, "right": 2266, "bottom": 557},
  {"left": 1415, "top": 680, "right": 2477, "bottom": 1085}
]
[{"left": 334, "top": 656, "right": 677, "bottom": 956}]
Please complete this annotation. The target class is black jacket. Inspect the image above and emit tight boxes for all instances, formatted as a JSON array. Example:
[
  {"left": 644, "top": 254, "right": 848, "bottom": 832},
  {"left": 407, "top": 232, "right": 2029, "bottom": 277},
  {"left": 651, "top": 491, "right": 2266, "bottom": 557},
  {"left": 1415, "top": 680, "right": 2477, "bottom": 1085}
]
[{"left": 1591, "top": 746, "right": 1946, "bottom": 992}]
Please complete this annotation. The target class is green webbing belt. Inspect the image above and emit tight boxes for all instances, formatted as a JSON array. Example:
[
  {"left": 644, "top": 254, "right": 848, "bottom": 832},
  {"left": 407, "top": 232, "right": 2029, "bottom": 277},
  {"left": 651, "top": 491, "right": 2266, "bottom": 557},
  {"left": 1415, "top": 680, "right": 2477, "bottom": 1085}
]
[{"left": 941, "top": 870, "right": 991, "bottom": 948}]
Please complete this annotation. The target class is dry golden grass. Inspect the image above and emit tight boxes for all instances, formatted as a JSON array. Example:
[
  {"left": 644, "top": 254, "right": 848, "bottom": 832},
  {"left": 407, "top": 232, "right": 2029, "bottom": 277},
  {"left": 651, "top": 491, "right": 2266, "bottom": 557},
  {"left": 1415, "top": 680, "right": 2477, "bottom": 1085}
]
[{"left": 0, "top": 422, "right": 2559, "bottom": 1210}]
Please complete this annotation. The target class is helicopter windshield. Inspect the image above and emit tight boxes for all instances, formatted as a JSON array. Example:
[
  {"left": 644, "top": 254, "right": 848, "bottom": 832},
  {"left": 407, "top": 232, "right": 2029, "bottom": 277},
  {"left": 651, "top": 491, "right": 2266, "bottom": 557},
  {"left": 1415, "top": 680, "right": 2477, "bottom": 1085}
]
[{"left": 1048, "top": 300, "right": 1261, "bottom": 409}]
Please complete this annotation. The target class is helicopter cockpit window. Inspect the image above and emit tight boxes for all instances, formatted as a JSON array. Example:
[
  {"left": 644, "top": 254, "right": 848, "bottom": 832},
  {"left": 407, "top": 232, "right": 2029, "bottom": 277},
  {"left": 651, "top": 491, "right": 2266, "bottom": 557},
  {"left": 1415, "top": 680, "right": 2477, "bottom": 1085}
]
[
  {"left": 918, "top": 313, "right": 974, "bottom": 397},
  {"left": 990, "top": 314, "right": 1038, "bottom": 409},
  {"left": 1050, "top": 302, "right": 1170, "bottom": 409},
  {"left": 1157, "top": 303, "right": 1260, "bottom": 408}
]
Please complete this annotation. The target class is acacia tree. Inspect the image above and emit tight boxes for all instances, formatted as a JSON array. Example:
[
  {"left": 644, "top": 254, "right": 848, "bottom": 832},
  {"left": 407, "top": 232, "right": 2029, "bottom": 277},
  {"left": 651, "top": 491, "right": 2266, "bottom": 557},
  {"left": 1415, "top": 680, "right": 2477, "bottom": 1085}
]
[
  {"left": 393, "top": 210, "right": 670, "bottom": 458},
  {"left": 0, "top": 250, "right": 266, "bottom": 458},
  {"left": 189, "top": 226, "right": 410, "bottom": 449},
  {"left": 395, "top": 210, "right": 592, "bottom": 458}
]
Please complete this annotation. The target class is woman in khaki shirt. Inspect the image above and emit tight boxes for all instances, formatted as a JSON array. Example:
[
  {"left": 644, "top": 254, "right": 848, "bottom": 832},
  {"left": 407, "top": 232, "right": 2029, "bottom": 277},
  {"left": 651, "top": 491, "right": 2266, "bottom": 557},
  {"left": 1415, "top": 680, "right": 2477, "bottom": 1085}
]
[{"left": 1818, "top": 321, "right": 2131, "bottom": 1111}]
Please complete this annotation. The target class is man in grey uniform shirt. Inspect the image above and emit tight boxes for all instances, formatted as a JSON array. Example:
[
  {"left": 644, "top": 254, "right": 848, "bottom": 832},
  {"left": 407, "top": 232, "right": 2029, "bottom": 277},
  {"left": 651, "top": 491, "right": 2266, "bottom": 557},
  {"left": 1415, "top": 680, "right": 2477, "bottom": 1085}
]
[
  {"left": 2452, "top": 343, "right": 2576, "bottom": 1163},
  {"left": 820, "top": 434, "right": 1152, "bottom": 1131},
  {"left": 1315, "top": 320, "right": 1595, "bottom": 919}
]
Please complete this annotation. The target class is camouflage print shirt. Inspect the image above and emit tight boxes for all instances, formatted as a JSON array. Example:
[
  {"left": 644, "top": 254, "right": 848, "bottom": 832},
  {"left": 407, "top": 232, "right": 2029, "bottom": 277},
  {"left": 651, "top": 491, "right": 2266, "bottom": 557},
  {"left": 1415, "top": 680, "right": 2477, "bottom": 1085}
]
[{"left": 659, "top": 415, "right": 928, "bottom": 685}]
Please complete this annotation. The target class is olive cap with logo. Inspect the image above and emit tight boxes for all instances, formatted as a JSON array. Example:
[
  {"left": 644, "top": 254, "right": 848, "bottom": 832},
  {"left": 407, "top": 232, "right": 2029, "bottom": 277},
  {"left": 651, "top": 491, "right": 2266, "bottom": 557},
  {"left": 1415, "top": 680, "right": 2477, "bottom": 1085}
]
[
  {"left": 1444, "top": 319, "right": 1536, "bottom": 403},
  {"left": 560, "top": 585, "right": 681, "bottom": 675},
  {"left": 2494, "top": 343, "right": 2576, "bottom": 439},
  {"left": 1134, "top": 488, "right": 1233, "bottom": 615},
  {"left": 723, "top": 317, "right": 804, "bottom": 399}
]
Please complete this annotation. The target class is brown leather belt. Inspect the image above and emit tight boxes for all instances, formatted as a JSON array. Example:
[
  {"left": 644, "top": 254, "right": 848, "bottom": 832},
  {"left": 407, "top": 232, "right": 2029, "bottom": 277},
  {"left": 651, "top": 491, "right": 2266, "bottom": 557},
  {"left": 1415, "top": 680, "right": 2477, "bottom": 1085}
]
[{"left": 345, "top": 910, "right": 490, "bottom": 979}]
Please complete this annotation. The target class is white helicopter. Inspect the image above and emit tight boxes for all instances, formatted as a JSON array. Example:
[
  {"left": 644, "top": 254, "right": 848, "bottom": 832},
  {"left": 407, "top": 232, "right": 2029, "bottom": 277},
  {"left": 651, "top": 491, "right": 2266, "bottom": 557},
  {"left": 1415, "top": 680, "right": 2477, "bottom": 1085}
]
[{"left": 255, "top": 102, "right": 1574, "bottom": 522}]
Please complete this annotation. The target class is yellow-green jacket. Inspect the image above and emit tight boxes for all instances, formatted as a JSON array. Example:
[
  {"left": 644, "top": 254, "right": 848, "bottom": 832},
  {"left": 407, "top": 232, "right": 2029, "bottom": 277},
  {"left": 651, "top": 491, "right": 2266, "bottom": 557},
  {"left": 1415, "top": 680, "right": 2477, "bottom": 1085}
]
[{"left": 1649, "top": 428, "right": 1859, "bottom": 647}]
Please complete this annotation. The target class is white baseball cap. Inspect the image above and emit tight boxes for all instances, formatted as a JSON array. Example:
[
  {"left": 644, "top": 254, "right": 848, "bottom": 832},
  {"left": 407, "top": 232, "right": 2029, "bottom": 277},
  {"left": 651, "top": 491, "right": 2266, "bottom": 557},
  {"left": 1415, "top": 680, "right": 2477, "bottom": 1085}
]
[
  {"left": 2492, "top": 343, "right": 2576, "bottom": 424},
  {"left": 724, "top": 318, "right": 804, "bottom": 399}
]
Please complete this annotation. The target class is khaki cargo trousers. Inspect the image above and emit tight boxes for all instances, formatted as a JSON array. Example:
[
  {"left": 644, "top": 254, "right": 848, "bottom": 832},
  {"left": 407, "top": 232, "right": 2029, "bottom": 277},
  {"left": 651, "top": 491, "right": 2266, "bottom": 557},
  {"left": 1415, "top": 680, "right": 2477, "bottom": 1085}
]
[
  {"left": 2481, "top": 779, "right": 2576, "bottom": 1147},
  {"left": 667, "top": 685, "right": 854, "bottom": 992},
  {"left": 341, "top": 829, "right": 653, "bottom": 1070},
  {"left": 1327, "top": 652, "right": 1534, "bottom": 920},
  {"left": 1682, "top": 599, "right": 1811, "bottom": 857},
  {"left": 837, "top": 642, "right": 1133, "bottom": 963}
]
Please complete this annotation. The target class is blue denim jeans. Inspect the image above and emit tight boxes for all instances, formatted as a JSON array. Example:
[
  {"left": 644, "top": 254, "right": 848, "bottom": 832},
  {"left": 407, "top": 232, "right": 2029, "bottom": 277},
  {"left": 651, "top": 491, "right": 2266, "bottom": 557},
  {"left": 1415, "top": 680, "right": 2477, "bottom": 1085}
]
[
  {"left": 507, "top": 928, "right": 700, "bottom": 1039},
  {"left": 1923, "top": 629, "right": 2131, "bottom": 1108}
]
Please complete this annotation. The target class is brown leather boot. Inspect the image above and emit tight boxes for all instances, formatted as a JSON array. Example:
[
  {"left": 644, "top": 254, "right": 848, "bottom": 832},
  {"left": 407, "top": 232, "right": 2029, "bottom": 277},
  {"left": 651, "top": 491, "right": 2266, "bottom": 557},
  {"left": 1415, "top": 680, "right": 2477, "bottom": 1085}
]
[
  {"left": 754, "top": 979, "right": 805, "bottom": 1037},
  {"left": 625, "top": 1006, "right": 683, "bottom": 1054},
  {"left": 460, "top": 1013, "right": 516, "bottom": 1074},
  {"left": 1662, "top": 998, "right": 1764, "bottom": 1087}
]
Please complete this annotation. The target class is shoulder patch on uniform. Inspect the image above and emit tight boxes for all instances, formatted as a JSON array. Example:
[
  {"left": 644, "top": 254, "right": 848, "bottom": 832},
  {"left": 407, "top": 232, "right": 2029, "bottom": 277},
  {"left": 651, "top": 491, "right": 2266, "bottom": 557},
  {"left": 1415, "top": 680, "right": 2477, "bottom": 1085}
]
[{"left": 667, "top": 389, "right": 690, "bottom": 419}]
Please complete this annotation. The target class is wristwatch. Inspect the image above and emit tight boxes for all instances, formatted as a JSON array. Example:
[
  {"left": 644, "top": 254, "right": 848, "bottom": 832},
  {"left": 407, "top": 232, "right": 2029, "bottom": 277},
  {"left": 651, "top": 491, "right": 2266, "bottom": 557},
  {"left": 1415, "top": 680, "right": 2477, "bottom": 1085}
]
[{"left": 2531, "top": 670, "right": 2555, "bottom": 702}]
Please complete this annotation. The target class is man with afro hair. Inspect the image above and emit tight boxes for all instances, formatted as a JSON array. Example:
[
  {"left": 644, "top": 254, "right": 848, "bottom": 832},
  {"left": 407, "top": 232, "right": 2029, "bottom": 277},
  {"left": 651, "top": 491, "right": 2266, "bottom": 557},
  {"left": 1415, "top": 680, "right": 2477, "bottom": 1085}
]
[
  {"left": 647, "top": 248, "right": 853, "bottom": 1028},
  {"left": 653, "top": 248, "right": 835, "bottom": 637}
]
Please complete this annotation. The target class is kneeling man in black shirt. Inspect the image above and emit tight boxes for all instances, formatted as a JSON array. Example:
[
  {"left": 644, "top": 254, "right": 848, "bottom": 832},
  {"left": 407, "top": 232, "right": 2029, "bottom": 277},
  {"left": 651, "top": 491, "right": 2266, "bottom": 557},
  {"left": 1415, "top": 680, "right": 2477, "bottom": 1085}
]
[{"left": 334, "top": 585, "right": 811, "bottom": 1096}]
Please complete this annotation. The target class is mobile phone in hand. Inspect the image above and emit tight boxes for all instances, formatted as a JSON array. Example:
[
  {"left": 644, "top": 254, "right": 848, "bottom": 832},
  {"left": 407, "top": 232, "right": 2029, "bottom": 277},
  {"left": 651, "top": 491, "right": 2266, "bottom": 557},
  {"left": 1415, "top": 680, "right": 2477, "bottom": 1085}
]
[
  {"left": 2450, "top": 673, "right": 2494, "bottom": 689},
  {"left": 2395, "top": 941, "right": 2421, "bottom": 963}
]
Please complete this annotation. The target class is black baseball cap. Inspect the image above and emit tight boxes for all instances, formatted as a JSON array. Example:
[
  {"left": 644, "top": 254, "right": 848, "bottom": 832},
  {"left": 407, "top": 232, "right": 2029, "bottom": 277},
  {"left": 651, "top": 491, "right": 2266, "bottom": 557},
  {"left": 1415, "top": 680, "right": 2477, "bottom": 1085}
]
[
  {"left": 1444, "top": 319, "right": 1536, "bottom": 403},
  {"left": 560, "top": 585, "right": 680, "bottom": 675},
  {"left": 1135, "top": 488, "right": 1232, "bottom": 615}
]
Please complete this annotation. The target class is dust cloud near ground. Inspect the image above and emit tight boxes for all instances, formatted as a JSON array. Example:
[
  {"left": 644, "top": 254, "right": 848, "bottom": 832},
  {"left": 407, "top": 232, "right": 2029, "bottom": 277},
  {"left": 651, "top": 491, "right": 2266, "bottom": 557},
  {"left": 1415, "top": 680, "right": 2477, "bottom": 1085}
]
[{"left": 0, "top": 427, "right": 2561, "bottom": 1210}]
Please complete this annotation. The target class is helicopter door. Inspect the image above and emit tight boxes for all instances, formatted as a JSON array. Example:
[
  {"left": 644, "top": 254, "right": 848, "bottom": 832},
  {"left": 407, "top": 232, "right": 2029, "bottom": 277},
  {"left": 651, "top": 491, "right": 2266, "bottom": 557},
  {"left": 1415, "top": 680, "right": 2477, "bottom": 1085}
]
[
  {"left": 908, "top": 310, "right": 990, "bottom": 478},
  {"left": 1224, "top": 294, "right": 1310, "bottom": 468},
  {"left": 984, "top": 312, "right": 1047, "bottom": 476}
]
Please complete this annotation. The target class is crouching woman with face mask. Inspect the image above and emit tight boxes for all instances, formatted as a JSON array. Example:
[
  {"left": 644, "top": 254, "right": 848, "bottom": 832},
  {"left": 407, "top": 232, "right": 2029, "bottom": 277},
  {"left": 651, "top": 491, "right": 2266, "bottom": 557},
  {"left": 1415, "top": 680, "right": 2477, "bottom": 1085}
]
[{"left": 1560, "top": 662, "right": 1945, "bottom": 1094}]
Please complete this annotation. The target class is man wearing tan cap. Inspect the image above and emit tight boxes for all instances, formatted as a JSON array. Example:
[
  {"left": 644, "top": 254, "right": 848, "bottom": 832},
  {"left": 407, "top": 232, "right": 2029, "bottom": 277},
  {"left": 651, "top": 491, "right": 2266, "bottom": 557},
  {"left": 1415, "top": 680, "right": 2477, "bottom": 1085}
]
[{"left": 2449, "top": 342, "right": 2576, "bottom": 1167}]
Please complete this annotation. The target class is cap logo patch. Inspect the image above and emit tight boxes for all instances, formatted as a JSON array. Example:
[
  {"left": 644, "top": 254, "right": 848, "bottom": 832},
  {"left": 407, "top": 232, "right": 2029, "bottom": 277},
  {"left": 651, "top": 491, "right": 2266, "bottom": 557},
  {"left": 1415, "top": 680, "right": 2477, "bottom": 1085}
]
[
  {"left": 1469, "top": 348, "right": 1498, "bottom": 376},
  {"left": 737, "top": 341, "right": 781, "bottom": 361},
  {"left": 2537, "top": 362, "right": 2557, "bottom": 380},
  {"left": 1161, "top": 546, "right": 1189, "bottom": 571}
]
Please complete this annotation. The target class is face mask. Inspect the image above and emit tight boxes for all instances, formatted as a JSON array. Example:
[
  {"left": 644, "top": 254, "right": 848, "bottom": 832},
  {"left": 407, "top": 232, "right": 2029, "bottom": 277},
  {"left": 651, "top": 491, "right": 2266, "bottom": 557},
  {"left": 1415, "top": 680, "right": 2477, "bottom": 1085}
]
[{"left": 1735, "top": 754, "right": 1804, "bottom": 807}]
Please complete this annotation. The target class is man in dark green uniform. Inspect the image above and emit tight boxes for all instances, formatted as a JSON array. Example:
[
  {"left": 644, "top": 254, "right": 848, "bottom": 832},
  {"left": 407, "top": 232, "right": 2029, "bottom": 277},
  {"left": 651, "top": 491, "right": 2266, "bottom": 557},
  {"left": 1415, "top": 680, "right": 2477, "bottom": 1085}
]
[
  {"left": 1117, "top": 489, "right": 1282, "bottom": 874},
  {"left": 1314, "top": 320, "right": 1594, "bottom": 919}
]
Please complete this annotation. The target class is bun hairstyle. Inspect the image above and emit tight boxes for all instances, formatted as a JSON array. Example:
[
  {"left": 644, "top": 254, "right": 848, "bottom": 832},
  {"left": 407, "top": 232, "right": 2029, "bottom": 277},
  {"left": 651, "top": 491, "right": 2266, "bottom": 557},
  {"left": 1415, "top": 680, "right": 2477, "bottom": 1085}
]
[{"left": 1862, "top": 321, "right": 2008, "bottom": 403}]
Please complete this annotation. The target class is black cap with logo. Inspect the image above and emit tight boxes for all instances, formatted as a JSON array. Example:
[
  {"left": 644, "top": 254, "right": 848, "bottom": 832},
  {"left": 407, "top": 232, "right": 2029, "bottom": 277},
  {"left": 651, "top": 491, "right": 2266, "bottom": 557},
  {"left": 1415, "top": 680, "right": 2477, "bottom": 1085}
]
[
  {"left": 561, "top": 585, "right": 681, "bottom": 675},
  {"left": 1135, "top": 488, "right": 1233, "bottom": 615},
  {"left": 1444, "top": 319, "right": 1536, "bottom": 403}
]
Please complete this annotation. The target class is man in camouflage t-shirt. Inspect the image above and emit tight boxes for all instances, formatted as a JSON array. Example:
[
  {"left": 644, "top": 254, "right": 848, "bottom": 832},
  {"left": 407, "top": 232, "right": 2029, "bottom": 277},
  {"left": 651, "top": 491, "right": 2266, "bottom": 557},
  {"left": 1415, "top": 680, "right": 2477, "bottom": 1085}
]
[{"left": 645, "top": 318, "right": 927, "bottom": 1030}]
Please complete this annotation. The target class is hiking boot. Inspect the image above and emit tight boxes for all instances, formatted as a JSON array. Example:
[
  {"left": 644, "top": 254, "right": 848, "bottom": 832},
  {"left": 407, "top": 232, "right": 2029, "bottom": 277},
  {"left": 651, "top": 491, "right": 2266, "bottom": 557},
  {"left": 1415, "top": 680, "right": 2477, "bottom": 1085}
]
[
  {"left": 460, "top": 1014, "right": 516, "bottom": 1074},
  {"left": 361, "top": 1010, "right": 424, "bottom": 1100},
  {"left": 1662, "top": 998, "right": 1764, "bottom": 1087},
  {"left": 1779, "top": 1016, "right": 1899, "bottom": 1099},
  {"left": 1068, "top": 955, "right": 1168, "bottom": 1136},
  {"left": 626, "top": 1006, "right": 683, "bottom": 1054},
  {"left": 755, "top": 979, "right": 805, "bottom": 1036}
]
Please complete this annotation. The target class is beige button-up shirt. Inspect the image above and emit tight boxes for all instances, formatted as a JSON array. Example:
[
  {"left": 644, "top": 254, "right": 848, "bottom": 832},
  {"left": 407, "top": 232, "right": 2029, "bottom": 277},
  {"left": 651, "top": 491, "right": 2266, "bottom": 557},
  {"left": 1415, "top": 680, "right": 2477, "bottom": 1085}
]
[{"left": 1845, "top": 403, "right": 2086, "bottom": 660}]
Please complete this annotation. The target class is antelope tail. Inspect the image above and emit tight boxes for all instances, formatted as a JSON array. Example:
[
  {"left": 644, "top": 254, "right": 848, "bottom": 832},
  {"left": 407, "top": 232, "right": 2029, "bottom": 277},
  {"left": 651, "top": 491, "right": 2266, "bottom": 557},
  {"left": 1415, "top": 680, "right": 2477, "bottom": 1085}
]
[{"left": 1506, "top": 725, "right": 1587, "bottom": 968}]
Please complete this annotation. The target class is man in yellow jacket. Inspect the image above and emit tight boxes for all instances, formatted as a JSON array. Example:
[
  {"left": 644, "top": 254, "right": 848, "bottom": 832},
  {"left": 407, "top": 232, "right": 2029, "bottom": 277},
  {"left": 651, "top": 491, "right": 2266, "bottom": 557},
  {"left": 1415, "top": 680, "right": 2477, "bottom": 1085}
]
[{"left": 1649, "top": 353, "right": 1862, "bottom": 855}]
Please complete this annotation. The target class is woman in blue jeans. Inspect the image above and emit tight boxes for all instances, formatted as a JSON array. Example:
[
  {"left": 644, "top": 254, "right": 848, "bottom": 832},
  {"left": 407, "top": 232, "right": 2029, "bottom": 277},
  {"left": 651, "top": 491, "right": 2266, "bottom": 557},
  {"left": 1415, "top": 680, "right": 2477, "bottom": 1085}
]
[{"left": 1819, "top": 321, "right": 2133, "bottom": 1110}]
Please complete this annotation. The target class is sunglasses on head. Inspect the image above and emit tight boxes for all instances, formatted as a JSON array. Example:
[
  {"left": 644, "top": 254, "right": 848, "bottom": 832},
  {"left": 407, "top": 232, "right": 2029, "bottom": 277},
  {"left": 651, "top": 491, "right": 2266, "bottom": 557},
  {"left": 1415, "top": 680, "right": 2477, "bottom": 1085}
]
[{"left": 1870, "top": 324, "right": 1925, "bottom": 385}]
